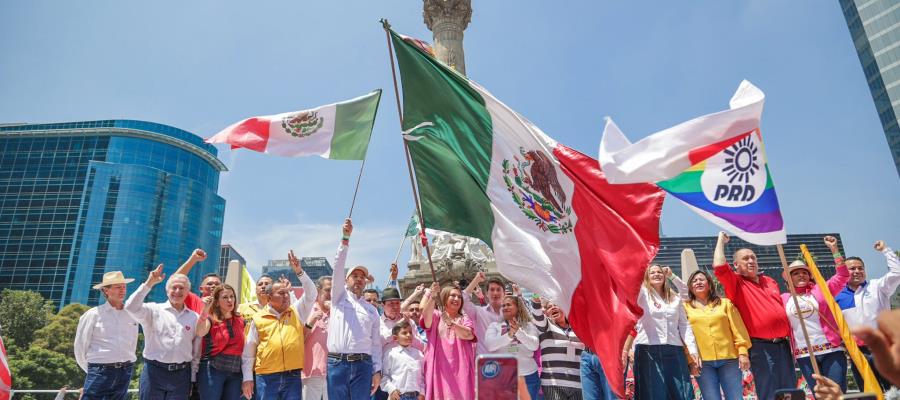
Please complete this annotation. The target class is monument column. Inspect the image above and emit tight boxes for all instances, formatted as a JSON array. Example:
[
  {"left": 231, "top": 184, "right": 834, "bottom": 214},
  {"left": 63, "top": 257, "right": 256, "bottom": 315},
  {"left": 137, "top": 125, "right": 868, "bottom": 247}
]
[{"left": 423, "top": 0, "right": 472, "bottom": 76}]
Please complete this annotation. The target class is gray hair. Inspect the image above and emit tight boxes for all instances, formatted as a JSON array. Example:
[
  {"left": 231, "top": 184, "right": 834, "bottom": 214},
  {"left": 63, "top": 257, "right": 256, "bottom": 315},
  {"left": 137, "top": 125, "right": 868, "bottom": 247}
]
[
  {"left": 316, "top": 276, "right": 333, "bottom": 289},
  {"left": 166, "top": 273, "right": 191, "bottom": 291}
]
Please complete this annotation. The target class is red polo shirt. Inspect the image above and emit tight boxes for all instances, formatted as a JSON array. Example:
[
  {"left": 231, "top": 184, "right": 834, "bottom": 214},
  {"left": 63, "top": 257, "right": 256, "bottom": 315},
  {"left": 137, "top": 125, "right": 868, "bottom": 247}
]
[{"left": 714, "top": 263, "right": 790, "bottom": 339}]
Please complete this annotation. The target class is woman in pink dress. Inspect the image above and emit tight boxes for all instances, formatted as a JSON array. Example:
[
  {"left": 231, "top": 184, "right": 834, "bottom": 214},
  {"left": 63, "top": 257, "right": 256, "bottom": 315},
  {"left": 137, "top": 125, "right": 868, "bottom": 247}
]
[{"left": 420, "top": 281, "right": 477, "bottom": 400}]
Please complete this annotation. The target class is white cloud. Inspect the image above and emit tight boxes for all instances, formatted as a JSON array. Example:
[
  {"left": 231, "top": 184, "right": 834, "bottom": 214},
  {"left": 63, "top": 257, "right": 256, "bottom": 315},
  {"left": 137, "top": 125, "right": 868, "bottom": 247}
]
[{"left": 222, "top": 220, "right": 402, "bottom": 282}]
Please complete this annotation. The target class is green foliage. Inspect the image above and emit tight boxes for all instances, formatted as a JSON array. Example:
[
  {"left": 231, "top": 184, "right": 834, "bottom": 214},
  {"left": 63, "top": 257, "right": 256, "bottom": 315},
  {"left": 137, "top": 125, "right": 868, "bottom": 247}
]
[
  {"left": 32, "top": 304, "right": 89, "bottom": 357},
  {"left": 0, "top": 289, "right": 54, "bottom": 349},
  {"left": 8, "top": 345, "right": 83, "bottom": 392}
]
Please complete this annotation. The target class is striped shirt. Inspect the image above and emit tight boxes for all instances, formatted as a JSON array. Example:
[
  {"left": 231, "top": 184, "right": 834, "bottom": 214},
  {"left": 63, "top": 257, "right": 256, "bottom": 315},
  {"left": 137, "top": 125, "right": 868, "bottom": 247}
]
[{"left": 529, "top": 299, "right": 583, "bottom": 390}]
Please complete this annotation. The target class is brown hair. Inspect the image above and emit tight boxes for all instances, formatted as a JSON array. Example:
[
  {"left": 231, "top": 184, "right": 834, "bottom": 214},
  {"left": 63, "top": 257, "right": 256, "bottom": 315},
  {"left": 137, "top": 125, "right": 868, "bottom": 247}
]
[
  {"left": 210, "top": 284, "right": 237, "bottom": 321},
  {"left": 686, "top": 270, "right": 721, "bottom": 308},
  {"left": 503, "top": 294, "right": 532, "bottom": 326}
]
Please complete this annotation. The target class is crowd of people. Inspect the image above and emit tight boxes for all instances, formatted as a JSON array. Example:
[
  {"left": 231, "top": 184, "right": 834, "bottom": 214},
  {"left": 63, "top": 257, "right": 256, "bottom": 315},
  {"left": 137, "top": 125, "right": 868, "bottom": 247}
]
[{"left": 71, "top": 218, "right": 900, "bottom": 400}]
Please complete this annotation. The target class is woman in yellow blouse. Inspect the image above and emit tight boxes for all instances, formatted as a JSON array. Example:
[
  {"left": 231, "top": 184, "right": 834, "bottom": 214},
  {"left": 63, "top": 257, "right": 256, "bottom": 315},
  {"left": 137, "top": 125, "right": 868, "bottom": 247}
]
[{"left": 672, "top": 270, "right": 752, "bottom": 400}]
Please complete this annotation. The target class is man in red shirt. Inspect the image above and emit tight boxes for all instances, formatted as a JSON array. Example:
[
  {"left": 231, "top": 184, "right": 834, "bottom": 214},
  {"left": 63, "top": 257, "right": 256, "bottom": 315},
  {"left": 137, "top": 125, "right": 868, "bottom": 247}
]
[
  {"left": 712, "top": 232, "right": 795, "bottom": 400},
  {"left": 174, "top": 249, "right": 221, "bottom": 313}
]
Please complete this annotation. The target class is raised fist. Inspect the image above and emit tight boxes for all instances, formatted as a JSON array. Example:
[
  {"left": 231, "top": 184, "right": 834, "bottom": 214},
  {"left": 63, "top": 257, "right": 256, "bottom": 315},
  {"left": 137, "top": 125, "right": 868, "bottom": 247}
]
[
  {"left": 824, "top": 236, "right": 839, "bottom": 250},
  {"left": 342, "top": 219, "right": 353, "bottom": 238},
  {"left": 191, "top": 249, "right": 207, "bottom": 262},
  {"left": 390, "top": 263, "right": 399, "bottom": 280},
  {"left": 875, "top": 240, "right": 887, "bottom": 252},
  {"left": 718, "top": 231, "right": 730, "bottom": 244}
]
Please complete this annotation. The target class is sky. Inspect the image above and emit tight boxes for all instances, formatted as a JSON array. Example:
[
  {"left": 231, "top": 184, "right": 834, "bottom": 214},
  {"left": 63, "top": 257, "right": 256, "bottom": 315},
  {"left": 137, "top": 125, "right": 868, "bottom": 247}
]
[{"left": 1, "top": 1, "right": 898, "bottom": 281}]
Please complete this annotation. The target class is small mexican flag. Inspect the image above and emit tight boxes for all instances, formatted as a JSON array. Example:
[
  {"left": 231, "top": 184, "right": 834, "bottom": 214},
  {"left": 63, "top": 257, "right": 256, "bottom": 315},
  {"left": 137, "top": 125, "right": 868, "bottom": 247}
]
[
  {"left": 390, "top": 29, "right": 664, "bottom": 399},
  {"left": 207, "top": 90, "right": 381, "bottom": 160}
]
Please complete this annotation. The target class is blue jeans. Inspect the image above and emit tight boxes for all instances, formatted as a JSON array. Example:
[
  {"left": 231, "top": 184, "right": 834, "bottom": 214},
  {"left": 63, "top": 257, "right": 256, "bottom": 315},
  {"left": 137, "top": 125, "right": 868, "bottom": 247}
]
[
  {"left": 326, "top": 357, "right": 373, "bottom": 400},
  {"left": 83, "top": 363, "right": 134, "bottom": 400},
  {"left": 398, "top": 393, "right": 420, "bottom": 400},
  {"left": 580, "top": 350, "right": 616, "bottom": 400},
  {"left": 797, "top": 351, "right": 847, "bottom": 394},
  {"left": 197, "top": 360, "right": 242, "bottom": 400},
  {"left": 524, "top": 371, "right": 543, "bottom": 400},
  {"left": 696, "top": 358, "right": 743, "bottom": 400},
  {"left": 256, "top": 370, "right": 302, "bottom": 400},
  {"left": 632, "top": 344, "right": 692, "bottom": 400},
  {"left": 140, "top": 361, "right": 192, "bottom": 400},
  {"left": 748, "top": 339, "right": 796, "bottom": 400}
]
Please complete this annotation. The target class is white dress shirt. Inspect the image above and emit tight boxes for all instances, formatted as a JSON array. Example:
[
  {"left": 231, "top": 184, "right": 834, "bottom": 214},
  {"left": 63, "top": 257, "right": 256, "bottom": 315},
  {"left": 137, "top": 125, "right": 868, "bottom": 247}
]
[
  {"left": 292, "top": 271, "right": 319, "bottom": 322},
  {"left": 842, "top": 247, "right": 900, "bottom": 329},
  {"left": 484, "top": 321, "right": 540, "bottom": 376},
  {"left": 125, "top": 283, "right": 199, "bottom": 363},
  {"left": 462, "top": 300, "right": 503, "bottom": 355},
  {"left": 380, "top": 345, "right": 425, "bottom": 395},
  {"left": 634, "top": 286, "right": 698, "bottom": 357},
  {"left": 326, "top": 244, "right": 383, "bottom": 372},
  {"left": 380, "top": 314, "right": 424, "bottom": 353},
  {"left": 73, "top": 302, "right": 139, "bottom": 371}
]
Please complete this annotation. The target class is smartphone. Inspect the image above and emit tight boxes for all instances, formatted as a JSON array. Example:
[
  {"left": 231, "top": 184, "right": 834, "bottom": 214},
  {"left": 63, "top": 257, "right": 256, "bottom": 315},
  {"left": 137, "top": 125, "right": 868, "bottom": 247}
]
[
  {"left": 774, "top": 389, "right": 806, "bottom": 400},
  {"left": 475, "top": 354, "right": 518, "bottom": 400},
  {"left": 840, "top": 393, "right": 878, "bottom": 399}
]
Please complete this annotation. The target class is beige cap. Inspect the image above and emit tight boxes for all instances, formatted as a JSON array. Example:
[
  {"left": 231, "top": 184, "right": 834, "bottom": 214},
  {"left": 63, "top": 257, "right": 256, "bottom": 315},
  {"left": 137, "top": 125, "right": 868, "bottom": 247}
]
[
  {"left": 93, "top": 271, "right": 135, "bottom": 289},
  {"left": 786, "top": 260, "right": 811, "bottom": 274},
  {"left": 346, "top": 265, "right": 370, "bottom": 279}
]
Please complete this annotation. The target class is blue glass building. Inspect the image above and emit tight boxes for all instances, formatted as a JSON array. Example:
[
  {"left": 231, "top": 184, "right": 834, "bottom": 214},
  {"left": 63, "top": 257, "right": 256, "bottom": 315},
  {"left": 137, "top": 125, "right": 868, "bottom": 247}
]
[
  {"left": 840, "top": 0, "right": 900, "bottom": 177},
  {"left": 0, "top": 120, "right": 227, "bottom": 306}
]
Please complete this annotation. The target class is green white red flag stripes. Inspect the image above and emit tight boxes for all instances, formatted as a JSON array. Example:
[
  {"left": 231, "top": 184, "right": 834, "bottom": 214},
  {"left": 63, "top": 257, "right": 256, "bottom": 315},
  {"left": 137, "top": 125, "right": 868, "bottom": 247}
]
[
  {"left": 390, "top": 29, "right": 664, "bottom": 398},
  {"left": 206, "top": 90, "right": 381, "bottom": 160}
]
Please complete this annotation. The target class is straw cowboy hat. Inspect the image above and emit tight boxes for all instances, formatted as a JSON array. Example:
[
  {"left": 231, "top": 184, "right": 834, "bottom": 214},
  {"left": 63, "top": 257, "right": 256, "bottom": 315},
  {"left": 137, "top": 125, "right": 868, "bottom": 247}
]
[{"left": 92, "top": 271, "right": 135, "bottom": 289}]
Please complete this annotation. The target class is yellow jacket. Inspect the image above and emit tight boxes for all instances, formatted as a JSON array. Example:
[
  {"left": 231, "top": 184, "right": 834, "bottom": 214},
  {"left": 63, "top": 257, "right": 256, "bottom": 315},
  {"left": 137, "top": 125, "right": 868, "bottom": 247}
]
[
  {"left": 683, "top": 298, "right": 751, "bottom": 361},
  {"left": 253, "top": 306, "right": 305, "bottom": 375}
]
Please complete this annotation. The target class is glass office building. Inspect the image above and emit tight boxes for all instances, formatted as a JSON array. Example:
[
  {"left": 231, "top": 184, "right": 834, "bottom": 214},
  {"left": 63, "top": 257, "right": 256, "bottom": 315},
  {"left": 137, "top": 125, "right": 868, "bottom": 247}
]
[
  {"left": 219, "top": 244, "right": 247, "bottom": 278},
  {"left": 653, "top": 233, "right": 843, "bottom": 291},
  {"left": 840, "top": 0, "right": 900, "bottom": 177},
  {"left": 0, "top": 120, "right": 227, "bottom": 306}
]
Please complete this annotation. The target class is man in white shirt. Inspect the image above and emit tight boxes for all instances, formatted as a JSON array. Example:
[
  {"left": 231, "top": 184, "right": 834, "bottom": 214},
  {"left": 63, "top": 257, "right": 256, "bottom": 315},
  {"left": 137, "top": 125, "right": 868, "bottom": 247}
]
[
  {"left": 463, "top": 271, "right": 505, "bottom": 354},
  {"left": 326, "top": 219, "right": 383, "bottom": 400},
  {"left": 125, "top": 264, "right": 199, "bottom": 400},
  {"left": 836, "top": 239, "right": 900, "bottom": 390},
  {"left": 74, "top": 271, "right": 139, "bottom": 400},
  {"left": 380, "top": 321, "right": 425, "bottom": 400}
]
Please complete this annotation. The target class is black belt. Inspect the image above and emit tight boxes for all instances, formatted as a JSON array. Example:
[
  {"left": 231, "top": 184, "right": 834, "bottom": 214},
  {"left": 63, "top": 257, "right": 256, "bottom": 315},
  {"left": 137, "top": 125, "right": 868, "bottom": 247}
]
[
  {"left": 751, "top": 336, "right": 789, "bottom": 344},
  {"left": 146, "top": 359, "right": 191, "bottom": 371},
  {"left": 401, "top": 392, "right": 420, "bottom": 397},
  {"left": 88, "top": 361, "right": 134, "bottom": 369},
  {"left": 328, "top": 353, "right": 371, "bottom": 362}
]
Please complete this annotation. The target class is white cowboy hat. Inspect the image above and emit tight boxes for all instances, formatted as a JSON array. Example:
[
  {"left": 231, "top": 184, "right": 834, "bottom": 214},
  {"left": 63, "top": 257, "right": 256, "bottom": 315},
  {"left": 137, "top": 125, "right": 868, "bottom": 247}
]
[{"left": 92, "top": 271, "right": 135, "bottom": 289}]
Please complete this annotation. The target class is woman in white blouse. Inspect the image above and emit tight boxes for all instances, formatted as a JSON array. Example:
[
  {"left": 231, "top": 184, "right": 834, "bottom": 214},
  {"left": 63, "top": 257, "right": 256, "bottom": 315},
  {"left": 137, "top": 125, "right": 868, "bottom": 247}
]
[
  {"left": 624, "top": 264, "right": 699, "bottom": 400},
  {"left": 484, "top": 293, "right": 540, "bottom": 400}
]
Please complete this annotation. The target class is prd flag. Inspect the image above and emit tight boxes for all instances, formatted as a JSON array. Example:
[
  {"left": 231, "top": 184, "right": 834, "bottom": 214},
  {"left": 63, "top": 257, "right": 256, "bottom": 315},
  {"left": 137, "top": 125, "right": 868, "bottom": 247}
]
[
  {"left": 599, "top": 81, "right": 786, "bottom": 245},
  {"left": 390, "top": 29, "right": 665, "bottom": 398},
  {"left": 207, "top": 90, "right": 382, "bottom": 160}
]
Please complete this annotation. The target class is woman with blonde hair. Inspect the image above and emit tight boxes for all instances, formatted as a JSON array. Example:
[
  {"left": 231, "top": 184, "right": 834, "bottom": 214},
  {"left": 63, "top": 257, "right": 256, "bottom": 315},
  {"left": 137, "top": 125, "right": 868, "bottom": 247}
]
[
  {"left": 485, "top": 289, "right": 540, "bottom": 400},
  {"left": 624, "top": 264, "right": 698, "bottom": 400},
  {"left": 420, "top": 281, "right": 476, "bottom": 400},
  {"left": 672, "top": 269, "right": 751, "bottom": 400}
]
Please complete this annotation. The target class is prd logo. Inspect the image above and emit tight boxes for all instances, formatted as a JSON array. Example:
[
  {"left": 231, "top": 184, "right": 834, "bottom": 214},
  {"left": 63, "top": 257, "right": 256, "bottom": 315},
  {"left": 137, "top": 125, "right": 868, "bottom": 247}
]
[
  {"left": 700, "top": 132, "right": 767, "bottom": 207},
  {"left": 481, "top": 361, "right": 500, "bottom": 378}
]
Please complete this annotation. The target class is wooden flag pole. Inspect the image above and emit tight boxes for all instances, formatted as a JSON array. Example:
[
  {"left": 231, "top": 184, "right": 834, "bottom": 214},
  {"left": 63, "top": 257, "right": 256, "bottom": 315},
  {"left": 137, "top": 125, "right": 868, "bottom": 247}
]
[
  {"left": 381, "top": 19, "right": 438, "bottom": 283},
  {"left": 776, "top": 243, "right": 820, "bottom": 376}
]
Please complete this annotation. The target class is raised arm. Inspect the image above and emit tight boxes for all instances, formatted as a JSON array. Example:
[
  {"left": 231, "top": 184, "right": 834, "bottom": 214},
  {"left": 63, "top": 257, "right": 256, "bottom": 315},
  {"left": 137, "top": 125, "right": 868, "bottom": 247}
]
[
  {"left": 712, "top": 232, "right": 738, "bottom": 295},
  {"left": 875, "top": 241, "right": 900, "bottom": 297},
  {"left": 401, "top": 284, "right": 425, "bottom": 312},
  {"left": 824, "top": 235, "right": 850, "bottom": 294},
  {"left": 288, "top": 249, "right": 318, "bottom": 319},
  {"left": 330, "top": 219, "right": 352, "bottom": 305},
  {"left": 386, "top": 263, "right": 402, "bottom": 297},
  {"left": 529, "top": 295, "right": 548, "bottom": 331},
  {"left": 125, "top": 263, "right": 165, "bottom": 321},
  {"left": 174, "top": 249, "right": 207, "bottom": 276},
  {"left": 195, "top": 296, "right": 214, "bottom": 337},
  {"left": 421, "top": 282, "right": 439, "bottom": 329},
  {"left": 666, "top": 267, "right": 690, "bottom": 301}
]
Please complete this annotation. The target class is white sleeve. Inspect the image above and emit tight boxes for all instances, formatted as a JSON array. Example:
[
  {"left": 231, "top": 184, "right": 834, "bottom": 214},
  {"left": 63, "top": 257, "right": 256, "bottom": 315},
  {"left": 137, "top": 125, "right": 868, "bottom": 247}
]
[
  {"left": 330, "top": 244, "right": 349, "bottom": 306},
  {"left": 876, "top": 247, "right": 900, "bottom": 297},
  {"left": 73, "top": 309, "right": 96, "bottom": 372},
  {"left": 380, "top": 351, "right": 396, "bottom": 394},
  {"left": 241, "top": 321, "right": 259, "bottom": 382},
  {"left": 124, "top": 283, "right": 152, "bottom": 322},
  {"left": 670, "top": 275, "right": 690, "bottom": 301},
  {"left": 293, "top": 271, "right": 318, "bottom": 321},
  {"left": 371, "top": 311, "right": 383, "bottom": 372},
  {"left": 515, "top": 323, "right": 540, "bottom": 352},
  {"left": 679, "top": 305, "right": 698, "bottom": 356},
  {"left": 483, "top": 322, "right": 512, "bottom": 352}
]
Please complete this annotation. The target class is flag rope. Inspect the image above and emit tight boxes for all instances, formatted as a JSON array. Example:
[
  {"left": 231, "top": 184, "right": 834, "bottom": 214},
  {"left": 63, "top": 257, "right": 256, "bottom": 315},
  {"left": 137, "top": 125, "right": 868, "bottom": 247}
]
[{"left": 380, "top": 18, "right": 438, "bottom": 284}]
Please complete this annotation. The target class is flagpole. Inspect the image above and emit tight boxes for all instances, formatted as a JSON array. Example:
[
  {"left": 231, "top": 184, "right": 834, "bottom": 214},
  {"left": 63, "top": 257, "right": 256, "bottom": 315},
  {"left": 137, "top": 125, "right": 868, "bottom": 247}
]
[
  {"left": 393, "top": 235, "right": 407, "bottom": 264},
  {"left": 347, "top": 157, "right": 366, "bottom": 218},
  {"left": 776, "top": 243, "right": 820, "bottom": 376},
  {"left": 381, "top": 19, "right": 438, "bottom": 284}
]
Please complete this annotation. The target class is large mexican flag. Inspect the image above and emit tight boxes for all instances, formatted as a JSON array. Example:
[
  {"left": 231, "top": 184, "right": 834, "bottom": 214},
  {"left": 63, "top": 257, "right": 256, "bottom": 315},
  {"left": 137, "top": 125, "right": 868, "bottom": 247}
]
[{"left": 391, "top": 30, "right": 665, "bottom": 397}]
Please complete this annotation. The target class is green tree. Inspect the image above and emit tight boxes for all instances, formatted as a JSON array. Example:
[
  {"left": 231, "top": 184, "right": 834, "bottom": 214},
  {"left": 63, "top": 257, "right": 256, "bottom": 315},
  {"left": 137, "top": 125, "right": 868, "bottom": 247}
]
[
  {"left": 0, "top": 289, "right": 54, "bottom": 349},
  {"left": 32, "top": 303, "right": 89, "bottom": 357},
  {"left": 8, "top": 346, "right": 83, "bottom": 394}
]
